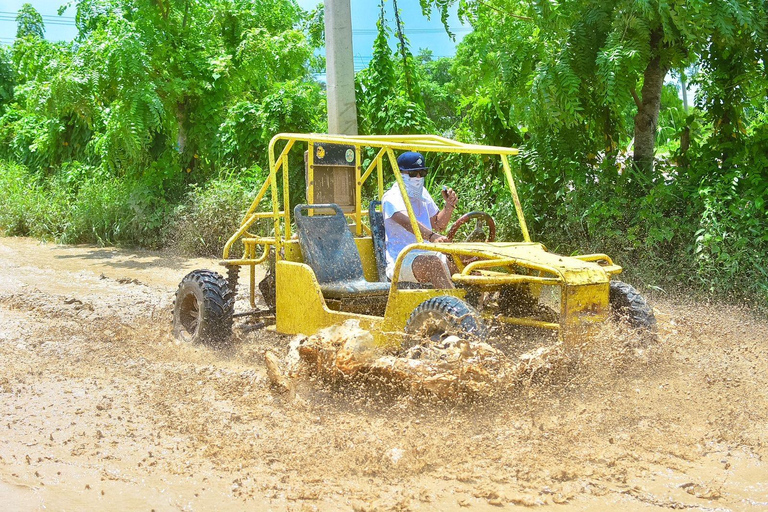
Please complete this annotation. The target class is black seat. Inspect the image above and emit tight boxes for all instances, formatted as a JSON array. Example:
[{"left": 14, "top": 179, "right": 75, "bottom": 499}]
[
  {"left": 369, "top": 200, "right": 389, "bottom": 282},
  {"left": 293, "top": 203, "right": 391, "bottom": 299}
]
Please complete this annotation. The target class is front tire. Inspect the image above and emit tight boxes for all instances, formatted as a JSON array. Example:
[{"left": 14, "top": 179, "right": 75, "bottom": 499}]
[
  {"left": 609, "top": 281, "right": 656, "bottom": 334},
  {"left": 405, "top": 295, "right": 488, "bottom": 343},
  {"left": 173, "top": 269, "right": 234, "bottom": 346}
]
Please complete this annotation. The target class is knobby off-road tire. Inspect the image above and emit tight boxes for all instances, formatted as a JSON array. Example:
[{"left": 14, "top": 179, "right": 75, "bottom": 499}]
[
  {"left": 173, "top": 269, "right": 235, "bottom": 347},
  {"left": 405, "top": 295, "right": 488, "bottom": 345},
  {"left": 609, "top": 281, "right": 657, "bottom": 335}
]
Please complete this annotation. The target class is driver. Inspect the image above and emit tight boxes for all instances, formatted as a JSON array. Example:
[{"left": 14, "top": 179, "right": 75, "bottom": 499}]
[{"left": 382, "top": 151, "right": 458, "bottom": 288}]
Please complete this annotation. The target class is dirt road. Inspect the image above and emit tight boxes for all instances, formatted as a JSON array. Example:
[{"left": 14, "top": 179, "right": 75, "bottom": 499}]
[{"left": 1, "top": 236, "right": 766, "bottom": 511}]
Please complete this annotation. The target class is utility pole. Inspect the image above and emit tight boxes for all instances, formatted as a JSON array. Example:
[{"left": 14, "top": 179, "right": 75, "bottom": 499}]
[
  {"left": 324, "top": 0, "right": 358, "bottom": 135},
  {"left": 680, "top": 72, "right": 689, "bottom": 113}
]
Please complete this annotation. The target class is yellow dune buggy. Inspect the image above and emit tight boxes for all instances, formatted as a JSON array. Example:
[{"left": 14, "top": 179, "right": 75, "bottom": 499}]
[{"left": 172, "top": 133, "right": 655, "bottom": 348}]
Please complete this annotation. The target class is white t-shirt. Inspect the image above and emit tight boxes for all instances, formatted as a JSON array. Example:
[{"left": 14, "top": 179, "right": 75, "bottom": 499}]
[{"left": 382, "top": 182, "right": 439, "bottom": 278}]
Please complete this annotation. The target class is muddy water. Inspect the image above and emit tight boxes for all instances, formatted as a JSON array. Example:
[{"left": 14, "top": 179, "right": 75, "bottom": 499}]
[{"left": 1, "top": 236, "right": 767, "bottom": 511}]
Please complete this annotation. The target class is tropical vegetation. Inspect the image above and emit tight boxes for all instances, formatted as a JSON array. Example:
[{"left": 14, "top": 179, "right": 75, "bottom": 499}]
[{"left": 1, "top": 0, "right": 766, "bottom": 303}]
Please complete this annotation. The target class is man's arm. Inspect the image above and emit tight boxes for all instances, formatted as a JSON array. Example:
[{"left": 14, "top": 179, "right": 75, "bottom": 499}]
[
  {"left": 430, "top": 187, "right": 458, "bottom": 232},
  {"left": 390, "top": 212, "right": 448, "bottom": 242}
]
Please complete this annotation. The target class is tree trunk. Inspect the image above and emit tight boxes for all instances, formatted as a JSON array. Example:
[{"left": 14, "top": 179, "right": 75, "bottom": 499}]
[{"left": 633, "top": 29, "right": 669, "bottom": 182}]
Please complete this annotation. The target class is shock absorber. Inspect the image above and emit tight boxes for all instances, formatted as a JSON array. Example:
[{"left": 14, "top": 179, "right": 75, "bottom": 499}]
[{"left": 225, "top": 264, "right": 240, "bottom": 297}]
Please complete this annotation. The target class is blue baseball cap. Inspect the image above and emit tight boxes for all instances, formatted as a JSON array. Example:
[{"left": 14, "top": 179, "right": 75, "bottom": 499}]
[{"left": 397, "top": 151, "right": 428, "bottom": 172}]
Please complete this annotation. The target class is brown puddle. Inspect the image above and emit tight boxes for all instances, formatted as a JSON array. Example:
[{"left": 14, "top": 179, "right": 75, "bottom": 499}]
[{"left": 1, "top": 236, "right": 767, "bottom": 511}]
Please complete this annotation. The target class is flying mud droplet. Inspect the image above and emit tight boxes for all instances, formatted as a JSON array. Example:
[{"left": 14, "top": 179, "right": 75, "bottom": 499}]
[
  {"left": 290, "top": 319, "right": 569, "bottom": 399},
  {"left": 264, "top": 350, "right": 293, "bottom": 393}
]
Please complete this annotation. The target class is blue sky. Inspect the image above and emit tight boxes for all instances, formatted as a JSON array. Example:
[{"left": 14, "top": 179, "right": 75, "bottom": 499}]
[
  {"left": 0, "top": 0, "right": 467, "bottom": 70},
  {"left": 296, "top": 0, "right": 467, "bottom": 71},
  {"left": 0, "top": 0, "right": 78, "bottom": 45}
]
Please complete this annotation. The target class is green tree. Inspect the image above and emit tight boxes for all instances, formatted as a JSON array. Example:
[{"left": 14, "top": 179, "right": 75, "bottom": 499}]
[
  {"left": 418, "top": 0, "right": 767, "bottom": 299},
  {"left": 0, "top": 46, "right": 14, "bottom": 113},
  {"left": 356, "top": 0, "right": 434, "bottom": 135},
  {"left": 415, "top": 49, "right": 458, "bottom": 131},
  {"left": 15, "top": 3, "right": 45, "bottom": 39},
  {"left": 0, "top": 0, "right": 324, "bottom": 246},
  {"left": 423, "top": 0, "right": 767, "bottom": 180},
  {"left": 1, "top": 0, "right": 322, "bottom": 177}
]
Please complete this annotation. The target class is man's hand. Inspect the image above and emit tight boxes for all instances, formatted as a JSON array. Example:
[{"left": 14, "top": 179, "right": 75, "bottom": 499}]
[
  {"left": 432, "top": 234, "right": 449, "bottom": 243},
  {"left": 441, "top": 187, "right": 458, "bottom": 208},
  {"left": 431, "top": 187, "right": 458, "bottom": 232}
]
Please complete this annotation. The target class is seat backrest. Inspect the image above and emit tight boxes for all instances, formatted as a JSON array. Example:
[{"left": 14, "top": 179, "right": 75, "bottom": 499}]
[
  {"left": 293, "top": 203, "right": 365, "bottom": 284},
  {"left": 369, "top": 200, "right": 388, "bottom": 282}
]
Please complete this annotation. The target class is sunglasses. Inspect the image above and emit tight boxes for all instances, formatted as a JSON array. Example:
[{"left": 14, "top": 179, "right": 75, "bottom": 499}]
[{"left": 403, "top": 169, "right": 428, "bottom": 178}]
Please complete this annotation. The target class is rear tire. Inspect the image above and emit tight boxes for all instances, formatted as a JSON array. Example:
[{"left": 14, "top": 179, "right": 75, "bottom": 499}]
[
  {"left": 173, "top": 270, "right": 234, "bottom": 347},
  {"left": 405, "top": 295, "right": 488, "bottom": 344},
  {"left": 609, "top": 281, "right": 656, "bottom": 334}
]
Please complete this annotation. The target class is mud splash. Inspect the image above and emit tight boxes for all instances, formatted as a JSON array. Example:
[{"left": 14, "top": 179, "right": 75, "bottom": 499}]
[
  {"left": 274, "top": 320, "right": 568, "bottom": 400},
  {"left": 1, "top": 237, "right": 767, "bottom": 511}
]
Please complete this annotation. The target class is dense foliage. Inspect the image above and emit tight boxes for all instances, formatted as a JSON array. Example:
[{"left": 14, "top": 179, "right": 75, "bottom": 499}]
[
  {"left": 416, "top": 0, "right": 768, "bottom": 301},
  {"left": 1, "top": 0, "right": 766, "bottom": 303},
  {"left": 0, "top": 0, "right": 324, "bottom": 247}
]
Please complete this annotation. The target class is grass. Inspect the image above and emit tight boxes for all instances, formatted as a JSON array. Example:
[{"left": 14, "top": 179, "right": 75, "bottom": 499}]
[{"left": 1, "top": 158, "right": 765, "bottom": 307}]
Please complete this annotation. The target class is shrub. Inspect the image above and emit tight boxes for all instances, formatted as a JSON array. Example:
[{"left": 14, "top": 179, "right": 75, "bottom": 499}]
[
  {"left": 0, "top": 160, "right": 69, "bottom": 238},
  {"left": 166, "top": 170, "right": 268, "bottom": 257}
]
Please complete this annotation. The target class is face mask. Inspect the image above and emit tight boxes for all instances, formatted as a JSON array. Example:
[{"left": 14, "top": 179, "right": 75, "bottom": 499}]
[{"left": 403, "top": 175, "right": 424, "bottom": 198}]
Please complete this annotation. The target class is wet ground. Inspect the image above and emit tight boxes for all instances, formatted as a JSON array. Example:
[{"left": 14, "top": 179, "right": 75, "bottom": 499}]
[{"left": 0, "top": 236, "right": 766, "bottom": 511}]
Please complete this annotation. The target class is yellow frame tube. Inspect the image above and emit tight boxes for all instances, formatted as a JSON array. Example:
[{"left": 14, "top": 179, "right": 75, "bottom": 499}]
[
  {"left": 269, "top": 133, "right": 519, "bottom": 155},
  {"left": 452, "top": 274, "right": 562, "bottom": 286},
  {"left": 501, "top": 154, "right": 531, "bottom": 242},
  {"left": 361, "top": 147, "right": 386, "bottom": 185},
  {"left": 388, "top": 244, "right": 496, "bottom": 288},
  {"left": 267, "top": 138, "right": 287, "bottom": 257},
  {"left": 282, "top": 152, "right": 291, "bottom": 239},
  {"left": 241, "top": 236, "right": 279, "bottom": 245},
  {"left": 355, "top": 145, "right": 362, "bottom": 235},
  {"left": 462, "top": 256, "right": 560, "bottom": 277},
  {"left": 377, "top": 151, "right": 384, "bottom": 199},
  {"left": 224, "top": 243, "right": 272, "bottom": 266},
  {"left": 223, "top": 209, "right": 283, "bottom": 259},
  {"left": 223, "top": 140, "right": 294, "bottom": 259},
  {"left": 492, "top": 314, "right": 561, "bottom": 330},
  {"left": 240, "top": 178, "right": 271, "bottom": 224},
  {"left": 386, "top": 148, "right": 423, "bottom": 244},
  {"left": 574, "top": 253, "right": 614, "bottom": 264},
  {"left": 239, "top": 141, "right": 290, "bottom": 224},
  {"left": 307, "top": 138, "right": 315, "bottom": 209},
  {"left": 224, "top": 214, "right": 260, "bottom": 259},
  {"left": 249, "top": 264, "right": 256, "bottom": 308},
  {"left": 391, "top": 244, "right": 563, "bottom": 281},
  {"left": 242, "top": 211, "right": 285, "bottom": 220}
]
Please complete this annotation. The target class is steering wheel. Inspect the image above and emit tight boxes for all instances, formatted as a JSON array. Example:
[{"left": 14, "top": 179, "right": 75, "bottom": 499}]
[{"left": 446, "top": 211, "right": 497, "bottom": 242}]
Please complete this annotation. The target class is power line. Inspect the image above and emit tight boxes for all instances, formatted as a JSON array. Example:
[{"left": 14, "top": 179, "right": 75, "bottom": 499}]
[
  {"left": 0, "top": 11, "right": 75, "bottom": 19},
  {"left": 353, "top": 27, "right": 471, "bottom": 35},
  {"left": 0, "top": 14, "right": 76, "bottom": 22},
  {"left": 0, "top": 13, "right": 468, "bottom": 34},
  {"left": 353, "top": 55, "right": 451, "bottom": 60},
  {"left": 0, "top": 18, "right": 77, "bottom": 27},
  {"left": 0, "top": 10, "right": 473, "bottom": 29}
]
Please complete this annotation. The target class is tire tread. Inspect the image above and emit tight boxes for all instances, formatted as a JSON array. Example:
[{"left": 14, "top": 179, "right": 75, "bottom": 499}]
[
  {"left": 405, "top": 295, "right": 488, "bottom": 341},
  {"left": 609, "top": 281, "right": 656, "bottom": 332},
  {"left": 173, "top": 269, "right": 234, "bottom": 346}
]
